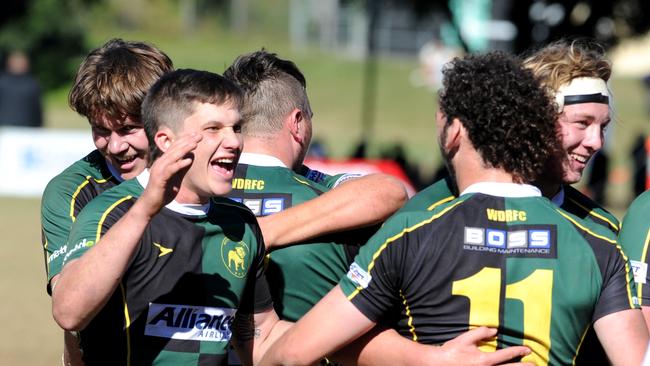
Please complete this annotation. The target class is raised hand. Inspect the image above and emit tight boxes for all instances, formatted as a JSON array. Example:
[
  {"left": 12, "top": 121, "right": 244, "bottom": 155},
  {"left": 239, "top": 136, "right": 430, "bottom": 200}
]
[{"left": 138, "top": 133, "right": 203, "bottom": 217}]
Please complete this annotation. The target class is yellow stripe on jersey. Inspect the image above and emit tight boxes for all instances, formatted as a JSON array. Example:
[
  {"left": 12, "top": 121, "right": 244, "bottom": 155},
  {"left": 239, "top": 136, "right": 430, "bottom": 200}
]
[
  {"left": 70, "top": 176, "right": 111, "bottom": 222},
  {"left": 638, "top": 229, "right": 650, "bottom": 305},
  {"left": 95, "top": 196, "right": 133, "bottom": 242},
  {"left": 400, "top": 290, "right": 417, "bottom": 341},
  {"left": 556, "top": 209, "right": 637, "bottom": 309},
  {"left": 120, "top": 283, "right": 132, "bottom": 366},
  {"left": 571, "top": 325, "right": 591, "bottom": 366},
  {"left": 292, "top": 175, "right": 316, "bottom": 187},
  {"left": 347, "top": 199, "right": 465, "bottom": 301},
  {"left": 427, "top": 195, "right": 455, "bottom": 211},
  {"left": 566, "top": 196, "right": 619, "bottom": 233}
]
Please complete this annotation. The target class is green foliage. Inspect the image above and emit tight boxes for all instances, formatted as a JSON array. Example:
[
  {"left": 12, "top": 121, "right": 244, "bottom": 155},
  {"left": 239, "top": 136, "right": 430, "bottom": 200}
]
[{"left": 0, "top": 0, "right": 90, "bottom": 90}]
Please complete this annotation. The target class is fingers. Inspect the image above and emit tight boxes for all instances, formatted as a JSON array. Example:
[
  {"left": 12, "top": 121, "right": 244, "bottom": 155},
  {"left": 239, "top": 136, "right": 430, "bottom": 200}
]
[
  {"left": 455, "top": 326, "right": 497, "bottom": 344},
  {"left": 162, "top": 133, "right": 202, "bottom": 167},
  {"left": 481, "top": 346, "right": 531, "bottom": 365}
]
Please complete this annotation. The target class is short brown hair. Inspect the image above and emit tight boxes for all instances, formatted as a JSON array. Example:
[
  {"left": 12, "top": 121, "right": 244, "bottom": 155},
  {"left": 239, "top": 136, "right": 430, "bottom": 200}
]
[
  {"left": 69, "top": 38, "right": 173, "bottom": 122},
  {"left": 522, "top": 39, "right": 611, "bottom": 94}
]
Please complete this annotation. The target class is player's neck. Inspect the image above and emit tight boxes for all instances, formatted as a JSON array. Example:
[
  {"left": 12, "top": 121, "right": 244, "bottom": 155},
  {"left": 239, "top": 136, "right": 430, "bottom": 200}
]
[
  {"left": 452, "top": 148, "right": 517, "bottom": 193},
  {"left": 242, "top": 135, "right": 296, "bottom": 169}
]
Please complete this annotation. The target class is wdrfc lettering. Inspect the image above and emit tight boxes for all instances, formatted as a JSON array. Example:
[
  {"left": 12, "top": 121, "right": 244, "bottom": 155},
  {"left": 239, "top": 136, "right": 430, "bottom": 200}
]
[{"left": 464, "top": 227, "right": 550, "bottom": 249}]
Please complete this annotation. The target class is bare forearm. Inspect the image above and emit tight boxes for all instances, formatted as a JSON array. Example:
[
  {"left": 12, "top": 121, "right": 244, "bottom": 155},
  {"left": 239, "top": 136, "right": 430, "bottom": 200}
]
[
  {"left": 51, "top": 200, "right": 153, "bottom": 330},
  {"left": 260, "top": 174, "right": 407, "bottom": 249},
  {"left": 233, "top": 309, "right": 292, "bottom": 366}
]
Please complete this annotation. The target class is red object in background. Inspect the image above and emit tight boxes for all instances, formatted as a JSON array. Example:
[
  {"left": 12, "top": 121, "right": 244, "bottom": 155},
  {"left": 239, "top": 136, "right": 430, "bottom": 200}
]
[{"left": 304, "top": 158, "right": 417, "bottom": 197}]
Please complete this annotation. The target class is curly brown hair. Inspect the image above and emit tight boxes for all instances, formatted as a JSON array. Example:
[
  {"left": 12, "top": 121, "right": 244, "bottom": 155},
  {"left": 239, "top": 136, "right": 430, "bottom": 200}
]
[
  {"left": 439, "top": 52, "right": 560, "bottom": 183},
  {"left": 69, "top": 38, "right": 173, "bottom": 123}
]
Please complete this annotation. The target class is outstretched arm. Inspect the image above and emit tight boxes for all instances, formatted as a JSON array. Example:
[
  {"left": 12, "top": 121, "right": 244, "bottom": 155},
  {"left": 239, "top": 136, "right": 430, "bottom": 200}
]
[
  {"left": 232, "top": 308, "right": 293, "bottom": 366},
  {"left": 594, "top": 309, "right": 649, "bottom": 366},
  {"left": 259, "top": 285, "right": 375, "bottom": 365},
  {"left": 333, "top": 327, "right": 532, "bottom": 366},
  {"left": 258, "top": 173, "right": 407, "bottom": 250},
  {"left": 52, "top": 134, "right": 201, "bottom": 331}
]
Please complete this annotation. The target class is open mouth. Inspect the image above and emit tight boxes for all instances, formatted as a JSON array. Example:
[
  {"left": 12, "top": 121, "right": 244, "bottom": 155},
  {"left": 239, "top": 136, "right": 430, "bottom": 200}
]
[{"left": 211, "top": 158, "right": 236, "bottom": 175}]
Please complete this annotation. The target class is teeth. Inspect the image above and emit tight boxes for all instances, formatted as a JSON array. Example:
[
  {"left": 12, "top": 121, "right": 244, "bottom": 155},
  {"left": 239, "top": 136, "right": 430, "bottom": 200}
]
[
  {"left": 570, "top": 154, "right": 587, "bottom": 163},
  {"left": 216, "top": 158, "right": 233, "bottom": 164}
]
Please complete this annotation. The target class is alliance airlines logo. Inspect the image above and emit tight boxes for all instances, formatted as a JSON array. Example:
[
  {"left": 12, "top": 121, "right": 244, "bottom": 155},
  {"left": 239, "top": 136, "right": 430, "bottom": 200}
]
[
  {"left": 145, "top": 303, "right": 236, "bottom": 342},
  {"left": 221, "top": 238, "right": 250, "bottom": 278}
]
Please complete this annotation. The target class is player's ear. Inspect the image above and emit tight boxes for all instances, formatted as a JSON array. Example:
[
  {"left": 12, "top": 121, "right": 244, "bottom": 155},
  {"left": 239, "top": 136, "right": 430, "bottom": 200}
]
[
  {"left": 154, "top": 128, "right": 175, "bottom": 153},
  {"left": 288, "top": 108, "right": 304, "bottom": 143},
  {"left": 445, "top": 118, "right": 462, "bottom": 150}
]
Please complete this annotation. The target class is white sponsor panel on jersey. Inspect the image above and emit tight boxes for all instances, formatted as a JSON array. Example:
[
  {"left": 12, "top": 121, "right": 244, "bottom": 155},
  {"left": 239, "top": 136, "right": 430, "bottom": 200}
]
[
  {"left": 145, "top": 303, "right": 236, "bottom": 342},
  {"left": 631, "top": 260, "right": 648, "bottom": 285}
]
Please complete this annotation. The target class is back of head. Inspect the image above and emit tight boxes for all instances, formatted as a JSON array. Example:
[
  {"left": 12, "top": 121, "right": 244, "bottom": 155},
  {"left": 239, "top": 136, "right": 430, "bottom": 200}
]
[
  {"left": 223, "top": 50, "right": 311, "bottom": 137},
  {"left": 69, "top": 38, "right": 173, "bottom": 122},
  {"left": 439, "top": 52, "right": 560, "bottom": 183},
  {"left": 141, "top": 68, "right": 243, "bottom": 163},
  {"left": 523, "top": 39, "right": 611, "bottom": 96}
]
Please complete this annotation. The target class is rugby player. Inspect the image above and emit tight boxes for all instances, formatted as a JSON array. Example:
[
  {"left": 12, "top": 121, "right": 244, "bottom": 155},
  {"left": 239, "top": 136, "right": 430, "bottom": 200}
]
[
  {"left": 259, "top": 52, "right": 649, "bottom": 365},
  {"left": 399, "top": 39, "right": 620, "bottom": 365},
  {"left": 224, "top": 50, "right": 539, "bottom": 365},
  {"left": 40, "top": 38, "right": 173, "bottom": 365},
  {"left": 51, "top": 69, "right": 289, "bottom": 365},
  {"left": 618, "top": 190, "right": 650, "bottom": 330}
]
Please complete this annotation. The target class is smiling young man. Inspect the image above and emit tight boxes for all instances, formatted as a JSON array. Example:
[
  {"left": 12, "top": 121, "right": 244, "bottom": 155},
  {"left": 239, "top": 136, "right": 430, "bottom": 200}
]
[
  {"left": 40, "top": 38, "right": 173, "bottom": 365},
  {"left": 51, "top": 69, "right": 288, "bottom": 365}
]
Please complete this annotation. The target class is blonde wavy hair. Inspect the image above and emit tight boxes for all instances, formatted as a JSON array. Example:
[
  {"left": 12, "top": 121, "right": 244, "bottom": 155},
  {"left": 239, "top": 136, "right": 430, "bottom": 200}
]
[{"left": 522, "top": 39, "right": 611, "bottom": 94}]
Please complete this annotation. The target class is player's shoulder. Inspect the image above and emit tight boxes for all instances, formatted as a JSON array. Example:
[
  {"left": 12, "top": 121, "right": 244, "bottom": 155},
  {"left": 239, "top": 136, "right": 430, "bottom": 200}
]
[
  {"left": 299, "top": 164, "right": 361, "bottom": 189},
  {"left": 554, "top": 204, "right": 618, "bottom": 246},
  {"left": 400, "top": 176, "right": 457, "bottom": 213},
  {"left": 43, "top": 150, "right": 112, "bottom": 195},
  {"left": 625, "top": 190, "right": 650, "bottom": 219},
  {"left": 561, "top": 185, "right": 620, "bottom": 233},
  {"left": 76, "top": 179, "right": 140, "bottom": 219}
]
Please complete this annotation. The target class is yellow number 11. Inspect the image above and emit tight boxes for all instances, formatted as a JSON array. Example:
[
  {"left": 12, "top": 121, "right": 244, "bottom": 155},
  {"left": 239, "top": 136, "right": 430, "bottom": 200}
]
[{"left": 452, "top": 267, "right": 553, "bottom": 365}]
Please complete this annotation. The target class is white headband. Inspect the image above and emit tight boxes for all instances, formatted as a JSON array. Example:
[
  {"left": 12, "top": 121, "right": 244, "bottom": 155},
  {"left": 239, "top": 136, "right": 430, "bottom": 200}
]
[{"left": 555, "top": 77, "right": 610, "bottom": 112}]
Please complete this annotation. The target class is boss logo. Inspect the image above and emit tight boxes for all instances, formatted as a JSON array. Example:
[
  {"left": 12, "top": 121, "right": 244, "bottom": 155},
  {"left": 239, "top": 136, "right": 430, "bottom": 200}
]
[{"left": 464, "top": 227, "right": 551, "bottom": 249}]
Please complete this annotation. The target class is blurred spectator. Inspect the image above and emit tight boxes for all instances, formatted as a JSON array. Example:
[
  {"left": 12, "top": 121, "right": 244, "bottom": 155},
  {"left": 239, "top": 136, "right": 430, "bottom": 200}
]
[{"left": 0, "top": 51, "right": 43, "bottom": 127}]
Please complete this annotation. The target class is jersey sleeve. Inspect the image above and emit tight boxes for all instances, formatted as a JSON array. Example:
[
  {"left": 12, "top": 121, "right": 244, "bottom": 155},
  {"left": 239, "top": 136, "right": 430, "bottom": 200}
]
[
  {"left": 62, "top": 195, "right": 132, "bottom": 269},
  {"left": 299, "top": 165, "right": 362, "bottom": 189},
  {"left": 618, "top": 191, "right": 650, "bottom": 306},
  {"left": 339, "top": 213, "right": 421, "bottom": 322},
  {"left": 41, "top": 173, "right": 86, "bottom": 283},
  {"left": 591, "top": 237, "right": 640, "bottom": 322}
]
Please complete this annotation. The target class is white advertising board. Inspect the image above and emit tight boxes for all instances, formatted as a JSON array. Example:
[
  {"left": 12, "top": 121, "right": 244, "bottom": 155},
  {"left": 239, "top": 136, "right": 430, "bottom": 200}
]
[{"left": 0, "top": 127, "right": 94, "bottom": 197}]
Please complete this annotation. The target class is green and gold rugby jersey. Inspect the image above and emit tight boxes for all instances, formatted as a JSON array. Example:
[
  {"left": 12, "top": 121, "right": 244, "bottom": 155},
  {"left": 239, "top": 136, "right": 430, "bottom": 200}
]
[
  {"left": 41, "top": 149, "right": 121, "bottom": 291},
  {"left": 400, "top": 178, "right": 620, "bottom": 234},
  {"left": 62, "top": 172, "right": 271, "bottom": 366},
  {"left": 340, "top": 183, "right": 637, "bottom": 365},
  {"left": 619, "top": 189, "right": 650, "bottom": 306},
  {"left": 228, "top": 153, "right": 365, "bottom": 322}
]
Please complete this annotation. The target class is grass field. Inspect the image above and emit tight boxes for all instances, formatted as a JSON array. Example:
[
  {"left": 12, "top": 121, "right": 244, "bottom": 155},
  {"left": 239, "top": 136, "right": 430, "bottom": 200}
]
[{"left": 3, "top": 1, "right": 650, "bottom": 364}]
